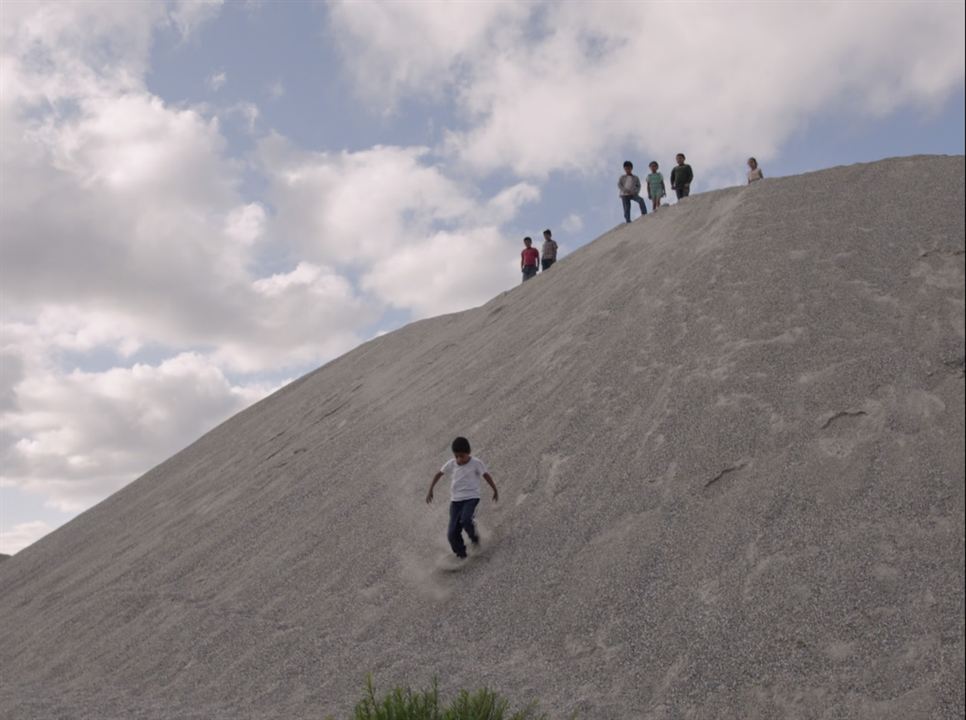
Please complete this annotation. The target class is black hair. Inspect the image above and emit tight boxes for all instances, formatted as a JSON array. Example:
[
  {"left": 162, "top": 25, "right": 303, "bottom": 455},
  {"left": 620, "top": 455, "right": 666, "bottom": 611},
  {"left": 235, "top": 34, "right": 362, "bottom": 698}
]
[
  {"left": 623, "top": 160, "right": 633, "bottom": 168},
  {"left": 543, "top": 229, "right": 552, "bottom": 236},
  {"left": 452, "top": 436, "right": 471, "bottom": 454},
  {"left": 676, "top": 152, "right": 686, "bottom": 158},
  {"left": 523, "top": 236, "right": 532, "bottom": 244}
]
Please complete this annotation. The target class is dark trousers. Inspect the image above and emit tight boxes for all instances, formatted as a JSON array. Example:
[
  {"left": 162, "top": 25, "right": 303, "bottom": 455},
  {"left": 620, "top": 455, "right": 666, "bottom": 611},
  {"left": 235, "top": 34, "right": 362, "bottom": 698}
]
[
  {"left": 675, "top": 184, "right": 690, "bottom": 200},
  {"left": 541, "top": 258, "right": 555, "bottom": 271},
  {"left": 448, "top": 499, "right": 480, "bottom": 557},
  {"left": 621, "top": 195, "right": 647, "bottom": 222},
  {"left": 522, "top": 265, "right": 538, "bottom": 282}
]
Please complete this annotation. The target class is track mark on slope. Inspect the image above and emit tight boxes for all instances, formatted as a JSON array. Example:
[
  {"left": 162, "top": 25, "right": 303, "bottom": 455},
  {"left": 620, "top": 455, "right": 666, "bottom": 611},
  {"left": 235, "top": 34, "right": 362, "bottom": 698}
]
[
  {"left": 312, "top": 400, "right": 351, "bottom": 425},
  {"left": 943, "top": 357, "right": 965, "bottom": 378},
  {"left": 820, "top": 410, "right": 868, "bottom": 429},
  {"left": 919, "top": 247, "right": 965, "bottom": 258},
  {"left": 704, "top": 462, "right": 747, "bottom": 488},
  {"left": 264, "top": 446, "right": 285, "bottom": 462}
]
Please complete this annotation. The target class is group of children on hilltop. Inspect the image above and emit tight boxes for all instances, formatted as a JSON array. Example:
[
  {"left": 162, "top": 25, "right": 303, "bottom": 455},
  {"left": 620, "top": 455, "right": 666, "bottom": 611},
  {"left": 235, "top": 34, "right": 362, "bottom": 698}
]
[
  {"left": 518, "top": 156, "right": 765, "bottom": 283},
  {"left": 619, "top": 154, "right": 764, "bottom": 223},
  {"left": 618, "top": 153, "right": 695, "bottom": 221}
]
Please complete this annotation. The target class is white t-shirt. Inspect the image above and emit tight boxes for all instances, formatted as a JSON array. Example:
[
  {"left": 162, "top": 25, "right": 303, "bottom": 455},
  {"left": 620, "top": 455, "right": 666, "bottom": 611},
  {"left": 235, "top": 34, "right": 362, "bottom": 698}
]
[{"left": 440, "top": 457, "right": 488, "bottom": 501}]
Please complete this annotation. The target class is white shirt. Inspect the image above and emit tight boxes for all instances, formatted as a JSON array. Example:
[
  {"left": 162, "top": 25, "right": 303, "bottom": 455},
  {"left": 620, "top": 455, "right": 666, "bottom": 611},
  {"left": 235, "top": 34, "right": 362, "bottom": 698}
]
[{"left": 440, "top": 457, "right": 488, "bottom": 501}]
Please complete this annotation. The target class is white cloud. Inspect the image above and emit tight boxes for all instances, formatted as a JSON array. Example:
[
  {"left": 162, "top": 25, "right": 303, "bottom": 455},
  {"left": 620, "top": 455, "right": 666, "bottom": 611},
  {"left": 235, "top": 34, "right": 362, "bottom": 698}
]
[
  {"left": 207, "top": 70, "right": 227, "bottom": 91},
  {"left": 0, "top": 1, "right": 373, "bottom": 519},
  {"left": 225, "top": 203, "right": 266, "bottom": 246},
  {"left": 2, "top": 44, "right": 370, "bottom": 373},
  {"left": 330, "top": 2, "right": 965, "bottom": 179},
  {"left": 560, "top": 213, "right": 583, "bottom": 234},
  {"left": 0, "top": 521, "right": 54, "bottom": 555},
  {"left": 485, "top": 182, "right": 541, "bottom": 225},
  {"left": 0, "top": 1, "right": 163, "bottom": 104},
  {"left": 258, "top": 136, "right": 475, "bottom": 266},
  {"left": 225, "top": 101, "right": 260, "bottom": 133},
  {"left": 257, "top": 136, "right": 536, "bottom": 316},
  {"left": 327, "top": 0, "right": 529, "bottom": 112},
  {"left": 361, "top": 227, "right": 517, "bottom": 318},
  {"left": 268, "top": 79, "right": 285, "bottom": 100},
  {"left": 1, "top": 353, "right": 273, "bottom": 515},
  {"left": 168, "top": 0, "right": 225, "bottom": 40}
]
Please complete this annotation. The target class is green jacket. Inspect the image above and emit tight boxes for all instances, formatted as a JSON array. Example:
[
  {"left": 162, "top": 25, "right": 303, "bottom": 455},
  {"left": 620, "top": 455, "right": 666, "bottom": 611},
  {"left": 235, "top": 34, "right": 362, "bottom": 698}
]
[{"left": 670, "top": 163, "right": 693, "bottom": 188}]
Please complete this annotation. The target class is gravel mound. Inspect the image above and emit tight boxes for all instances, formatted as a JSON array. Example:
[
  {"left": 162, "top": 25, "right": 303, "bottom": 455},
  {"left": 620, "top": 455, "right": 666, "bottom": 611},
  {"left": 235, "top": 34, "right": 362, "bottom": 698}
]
[{"left": 1, "top": 155, "right": 963, "bottom": 719}]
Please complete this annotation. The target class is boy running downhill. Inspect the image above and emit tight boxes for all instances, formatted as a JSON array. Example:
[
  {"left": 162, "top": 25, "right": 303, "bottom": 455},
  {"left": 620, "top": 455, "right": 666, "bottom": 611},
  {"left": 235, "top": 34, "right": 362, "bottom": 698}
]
[{"left": 426, "top": 437, "right": 499, "bottom": 559}]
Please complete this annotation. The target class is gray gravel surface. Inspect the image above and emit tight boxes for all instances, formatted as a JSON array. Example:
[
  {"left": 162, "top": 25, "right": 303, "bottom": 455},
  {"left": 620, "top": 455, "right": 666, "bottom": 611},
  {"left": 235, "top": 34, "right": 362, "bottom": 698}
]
[{"left": 1, "top": 155, "right": 963, "bottom": 719}]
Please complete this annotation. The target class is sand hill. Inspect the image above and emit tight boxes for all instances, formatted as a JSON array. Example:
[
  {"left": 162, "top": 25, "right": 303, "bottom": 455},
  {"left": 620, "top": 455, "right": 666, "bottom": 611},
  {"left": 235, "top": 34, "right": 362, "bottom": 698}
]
[{"left": 1, "top": 156, "right": 963, "bottom": 719}]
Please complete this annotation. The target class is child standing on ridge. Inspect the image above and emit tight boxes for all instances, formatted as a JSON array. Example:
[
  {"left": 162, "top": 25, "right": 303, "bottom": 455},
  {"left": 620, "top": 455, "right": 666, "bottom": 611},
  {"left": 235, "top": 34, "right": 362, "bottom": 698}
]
[
  {"left": 619, "top": 160, "right": 648, "bottom": 223},
  {"left": 670, "top": 153, "right": 693, "bottom": 200},
  {"left": 541, "top": 229, "right": 558, "bottom": 271},
  {"left": 520, "top": 236, "right": 539, "bottom": 282},
  {"left": 426, "top": 436, "right": 499, "bottom": 560},
  {"left": 747, "top": 157, "right": 764, "bottom": 183},
  {"left": 646, "top": 161, "right": 666, "bottom": 211}
]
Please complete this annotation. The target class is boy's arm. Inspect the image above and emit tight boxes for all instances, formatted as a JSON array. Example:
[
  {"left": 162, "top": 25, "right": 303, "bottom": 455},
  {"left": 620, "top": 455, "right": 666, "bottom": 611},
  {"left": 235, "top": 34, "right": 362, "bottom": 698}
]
[
  {"left": 482, "top": 472, "right": 499, "bottom": 502},
  {"left": 426, "top": 471, "right": 443, "bottom": 503}
]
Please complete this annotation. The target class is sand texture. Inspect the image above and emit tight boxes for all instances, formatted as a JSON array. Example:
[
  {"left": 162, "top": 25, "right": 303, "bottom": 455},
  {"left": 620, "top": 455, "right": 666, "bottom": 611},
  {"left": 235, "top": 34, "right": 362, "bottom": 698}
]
[{"left": 1, "top": 156, "right": 964, "bottom": 719}]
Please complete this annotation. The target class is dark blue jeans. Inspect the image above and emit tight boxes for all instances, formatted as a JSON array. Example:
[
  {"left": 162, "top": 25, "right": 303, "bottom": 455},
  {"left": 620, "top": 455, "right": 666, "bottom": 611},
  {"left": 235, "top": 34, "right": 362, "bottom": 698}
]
[
  {"left": 522, "top": 265, "right": 537, "bottom": 282},
  {"left": 448, "top": 499, "right": 480, "bottom": 557},
  {"left": 621, "top": 195, "right": 647, "bottom": 222}
]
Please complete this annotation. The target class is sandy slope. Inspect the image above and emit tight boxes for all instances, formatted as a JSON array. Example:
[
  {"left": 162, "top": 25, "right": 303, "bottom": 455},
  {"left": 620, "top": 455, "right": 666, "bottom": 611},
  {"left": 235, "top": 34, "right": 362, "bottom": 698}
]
[{"left": 1, "top": 156, "right": 963, "bottom": 720}]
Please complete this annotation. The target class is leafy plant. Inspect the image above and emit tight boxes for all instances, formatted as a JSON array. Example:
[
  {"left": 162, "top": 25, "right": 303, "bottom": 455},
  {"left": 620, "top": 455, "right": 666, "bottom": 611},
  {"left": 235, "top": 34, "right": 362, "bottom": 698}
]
[
  {"left": 442, "top": 687, "right": 545, "bottom": 720},
  {"left": 352, "top": 676, "right": 441, "bottom": 720},
  {"left": 325, "top": 676, "right": 549, "bottom": 720}
]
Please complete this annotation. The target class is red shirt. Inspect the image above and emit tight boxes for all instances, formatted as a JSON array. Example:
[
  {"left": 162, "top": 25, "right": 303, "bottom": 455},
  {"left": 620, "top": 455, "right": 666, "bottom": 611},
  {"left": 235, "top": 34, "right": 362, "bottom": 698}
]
[{"left": 521, "top": 247, "right": 539, "bottom": 267}]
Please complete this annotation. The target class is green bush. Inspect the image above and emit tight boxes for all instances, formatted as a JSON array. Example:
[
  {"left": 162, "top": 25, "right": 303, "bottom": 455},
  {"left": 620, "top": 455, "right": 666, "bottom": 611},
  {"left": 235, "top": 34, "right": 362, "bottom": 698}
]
[{"left": 332, "top": 676, "right": 548, "bottom": 720}]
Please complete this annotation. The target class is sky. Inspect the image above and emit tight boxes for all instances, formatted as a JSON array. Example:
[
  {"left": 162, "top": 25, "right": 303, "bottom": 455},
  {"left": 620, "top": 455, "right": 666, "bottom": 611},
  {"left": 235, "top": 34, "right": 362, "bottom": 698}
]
[{"left": 1, "top": 0, "right": 964, "bottom": 555}]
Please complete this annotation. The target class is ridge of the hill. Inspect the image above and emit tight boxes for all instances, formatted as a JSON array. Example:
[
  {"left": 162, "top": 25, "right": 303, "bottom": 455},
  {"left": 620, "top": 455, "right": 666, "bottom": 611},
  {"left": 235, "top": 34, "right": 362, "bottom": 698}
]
[{"left": 1, "top": 155, "right": 964, "bottom": 720}]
